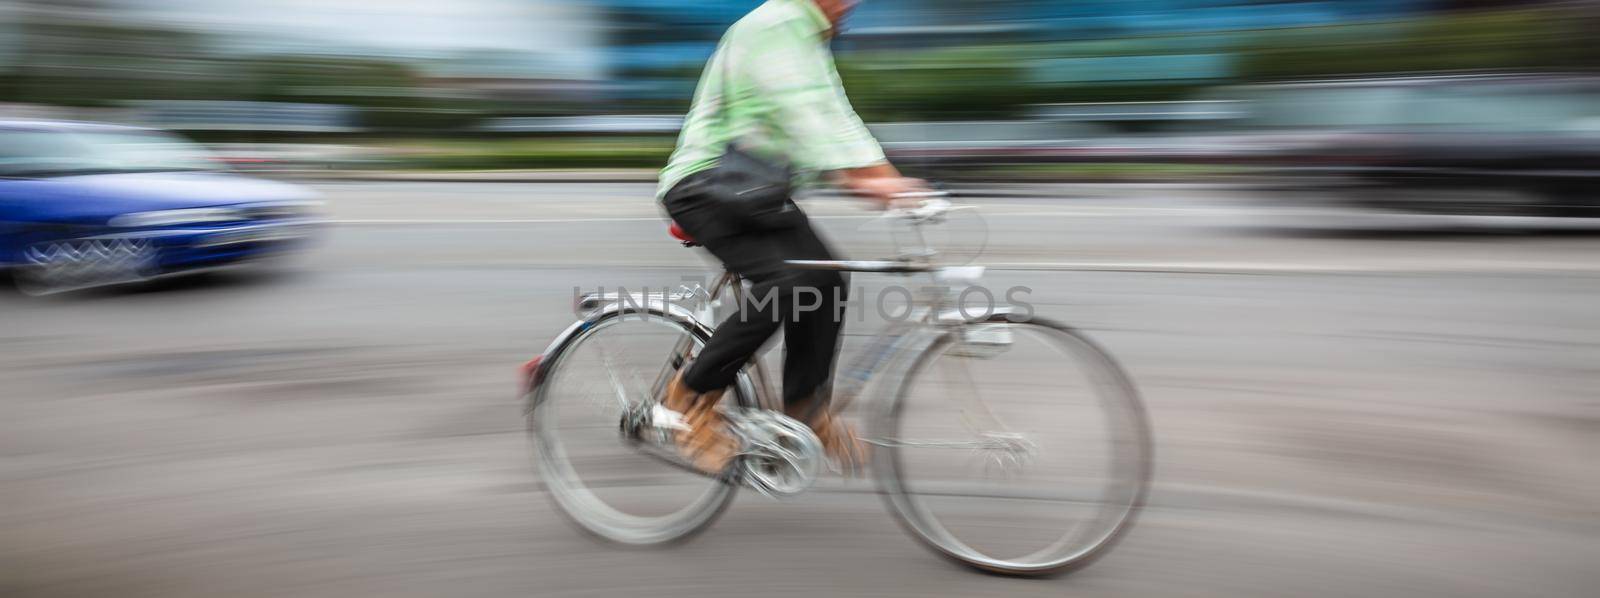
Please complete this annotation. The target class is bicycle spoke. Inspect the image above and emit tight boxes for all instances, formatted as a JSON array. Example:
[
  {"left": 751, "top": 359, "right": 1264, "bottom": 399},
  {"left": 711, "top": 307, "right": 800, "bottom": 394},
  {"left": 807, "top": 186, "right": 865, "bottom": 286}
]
[
  {"left": 934, "top": 341, "right": 1012, "bottom": 438},
  {"left": 592, "top": 333, "right": 663, "bottom": 411},
  {"left": 531, "top": 311, "right": 739, "bottom": 545},
  {"left": 875, "top": 319, "right": 1150, "bottom": 574},
  {"left": 649, "top": 331, "right": 697, "bottom": 401},
  {"left": 590, "top": 337, "right": 635, "bottom": 410}
]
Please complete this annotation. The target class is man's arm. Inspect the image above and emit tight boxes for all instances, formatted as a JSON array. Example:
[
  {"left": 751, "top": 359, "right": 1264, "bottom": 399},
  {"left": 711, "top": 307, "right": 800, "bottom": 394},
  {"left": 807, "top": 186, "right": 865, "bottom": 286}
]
[
  {"left": 829, "top": 163, "right": 924, "bottom": 206},
  {"left": 740, "top": 22, "right": 923, "bottom": 203}
]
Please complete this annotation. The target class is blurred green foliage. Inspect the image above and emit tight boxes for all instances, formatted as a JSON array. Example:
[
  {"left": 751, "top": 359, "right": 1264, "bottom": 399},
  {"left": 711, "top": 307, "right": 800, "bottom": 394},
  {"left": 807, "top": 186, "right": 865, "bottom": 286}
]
[
  {"left": 1, "top": 6, "right": 1589, "bottom": 131},
  {"left": 1, "top": 21, "right": 215, "bottom": 106},
  {"left": 839, "top": 7, "right": 1588, "bottom": 122},
  {"left": 1236, "top": 9, "right": 1581, "bottom": 79},
  {"left": 239, "top": 56, "right": 491, "bottom": 131},
  {"left": 383, "top": 137, "right": 676, "bottom": 170},
  {"left": 837, "top": 45, "right": 1041, "bottom": 121}
]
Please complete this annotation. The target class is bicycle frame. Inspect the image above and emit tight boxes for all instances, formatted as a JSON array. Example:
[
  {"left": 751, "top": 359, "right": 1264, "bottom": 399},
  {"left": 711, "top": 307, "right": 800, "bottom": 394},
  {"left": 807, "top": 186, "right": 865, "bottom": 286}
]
[
  {"left": 532, "top": 195, "right": 1150, "bottom": 573},
  {"left": 570, "top": 270, "right": 783, "bottom": 410},
  {"left": 569, "top": 258, "right": 1012, "bottom": 417},
  {"left": 572, "top": 194, "right": 1006, "bottom": 417}
]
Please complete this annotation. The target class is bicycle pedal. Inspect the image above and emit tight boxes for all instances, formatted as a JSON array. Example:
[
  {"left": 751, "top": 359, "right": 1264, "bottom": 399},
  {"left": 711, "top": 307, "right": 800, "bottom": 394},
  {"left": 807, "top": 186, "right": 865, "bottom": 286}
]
[
  {"left": 950, "top": 324, "right": 1013, "bottom": 359},
  {"left": 620, "top": 403, "right": 746, "bottom": 483},
  {"left": 619, "top": 402, "right": 687, "bottom": 446},
  {"left": 648, "top": 404, "right": 691, "bottom": 432}
]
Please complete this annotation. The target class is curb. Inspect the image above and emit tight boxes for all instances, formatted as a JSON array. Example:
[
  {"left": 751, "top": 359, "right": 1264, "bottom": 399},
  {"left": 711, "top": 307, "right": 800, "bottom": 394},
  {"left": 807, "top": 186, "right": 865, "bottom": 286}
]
[
  {"left": 284, "top": 170, "right": 661, "bottom": 183},
  {"left": 279, "top": 171, "right": 1269, "bottom": 186}
]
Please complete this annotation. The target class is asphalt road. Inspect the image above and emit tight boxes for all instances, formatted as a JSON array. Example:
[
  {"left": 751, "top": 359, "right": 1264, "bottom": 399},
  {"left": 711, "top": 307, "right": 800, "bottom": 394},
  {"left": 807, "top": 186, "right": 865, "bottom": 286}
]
[{"left": 2, "top": 182, "right": 1597, "bottom": 597}]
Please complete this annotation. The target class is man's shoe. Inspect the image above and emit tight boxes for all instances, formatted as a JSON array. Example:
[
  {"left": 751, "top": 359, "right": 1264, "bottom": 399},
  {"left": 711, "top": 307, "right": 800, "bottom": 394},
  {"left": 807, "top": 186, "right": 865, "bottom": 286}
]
[
  {"left": 662, "top": 372, "right": 738, "bottom": 476},
  {"left": 789, "top": 405, "right": 869, "bottom": 476}
]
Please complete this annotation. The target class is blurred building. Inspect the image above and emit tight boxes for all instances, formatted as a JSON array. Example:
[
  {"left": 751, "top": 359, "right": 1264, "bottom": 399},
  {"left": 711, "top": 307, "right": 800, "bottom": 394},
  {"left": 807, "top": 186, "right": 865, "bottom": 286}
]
[
  {"left": 591, "top": 0, "right": 1439, "bottom": 102},
  {"left": 3, "top": 0, "right": 1590, "bottom": 131}
]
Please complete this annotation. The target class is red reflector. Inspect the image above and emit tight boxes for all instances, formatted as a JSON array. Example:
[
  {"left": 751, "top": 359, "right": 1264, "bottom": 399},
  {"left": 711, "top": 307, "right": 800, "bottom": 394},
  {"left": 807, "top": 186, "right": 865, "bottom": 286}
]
[{"left": 519, "top": 355, "right": 545, "bottom": 390}]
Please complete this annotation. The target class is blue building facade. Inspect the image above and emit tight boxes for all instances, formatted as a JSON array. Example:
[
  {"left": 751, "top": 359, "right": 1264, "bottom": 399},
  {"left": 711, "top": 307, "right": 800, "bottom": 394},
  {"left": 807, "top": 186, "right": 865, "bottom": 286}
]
[{"left": 595, "top": 0, "right": 1436, "bottom": 98}]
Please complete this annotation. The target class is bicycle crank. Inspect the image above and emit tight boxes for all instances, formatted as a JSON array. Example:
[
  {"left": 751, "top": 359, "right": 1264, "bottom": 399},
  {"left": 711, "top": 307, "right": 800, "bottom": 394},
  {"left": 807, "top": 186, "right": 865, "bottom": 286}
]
[
  {"left": 727, "top": 410, "right": 823, "bottom": 498},
  {"left": 619, "top": 404, "right": 822, "bottom": 497}
]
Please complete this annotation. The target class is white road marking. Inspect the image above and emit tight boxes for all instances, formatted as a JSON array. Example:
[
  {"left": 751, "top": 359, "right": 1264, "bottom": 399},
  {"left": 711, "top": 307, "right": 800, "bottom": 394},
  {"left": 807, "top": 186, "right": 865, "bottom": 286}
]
[
  {"left": 980, "top": 261, "right": 1600, "bottom": 274},
  {"left": 344, "top": 257, "right": 1600, "bottom": 274},
  {"left": 323, "top": 210, "right": 1600, "bottom": 274},
  {"left": 332, "top": 208, "right": 1600, "bottom": 227},
  {"left": 332, "top": 217, "right": 668, "bottom": 224},
  {"left": 329, "top": 208, "right": 1202, "bottom": 225}
]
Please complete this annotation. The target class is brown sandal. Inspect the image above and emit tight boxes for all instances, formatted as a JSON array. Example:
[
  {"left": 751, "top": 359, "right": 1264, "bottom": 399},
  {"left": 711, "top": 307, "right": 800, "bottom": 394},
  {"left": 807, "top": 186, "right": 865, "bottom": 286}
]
[
  {"left": 788, "top": 405, "right": 869, "bottom": 476},
  {"left": 662, "top": 372, "right": 739, "bottom": 475}
]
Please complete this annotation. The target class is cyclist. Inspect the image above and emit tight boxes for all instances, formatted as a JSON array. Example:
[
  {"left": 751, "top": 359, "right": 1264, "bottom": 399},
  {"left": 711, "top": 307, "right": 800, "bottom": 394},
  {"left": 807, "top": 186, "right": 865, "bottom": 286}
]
[{"left": 658, "top": 0, "right": 926, "bottom": 475}]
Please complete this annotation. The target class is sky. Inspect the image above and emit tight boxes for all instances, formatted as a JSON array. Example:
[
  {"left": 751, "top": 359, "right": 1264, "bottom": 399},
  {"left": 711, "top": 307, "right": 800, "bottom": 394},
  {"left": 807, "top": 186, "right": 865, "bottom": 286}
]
[{"left": 115, "top": 0, "right": 606, "bottom": 77}]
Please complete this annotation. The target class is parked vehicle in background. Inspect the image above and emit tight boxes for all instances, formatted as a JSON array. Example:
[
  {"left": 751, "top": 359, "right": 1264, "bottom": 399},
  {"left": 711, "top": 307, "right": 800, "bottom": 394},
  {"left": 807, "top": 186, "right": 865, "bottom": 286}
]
[
  {"left": 0, "top": 121, "right": 324, "bottom": 295},
  {"left": 868, "top": 103, "right": 1361, "bottom": 179},
  {"left": 873, "top": 73, "right": 1600, "bottom": 216},
  {"left": 1207, "top": 73, "right": 1600, "bottom": 217}
]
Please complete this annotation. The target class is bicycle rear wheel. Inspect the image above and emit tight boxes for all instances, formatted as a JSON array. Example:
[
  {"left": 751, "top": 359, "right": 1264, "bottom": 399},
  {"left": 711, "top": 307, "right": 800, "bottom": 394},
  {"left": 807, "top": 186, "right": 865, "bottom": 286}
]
[
  {"left": 528, "top": 308, "right": 749, "bottom": 545},
  {"left": 872, "top": 314, "right": 1151, "bottom": 576}
]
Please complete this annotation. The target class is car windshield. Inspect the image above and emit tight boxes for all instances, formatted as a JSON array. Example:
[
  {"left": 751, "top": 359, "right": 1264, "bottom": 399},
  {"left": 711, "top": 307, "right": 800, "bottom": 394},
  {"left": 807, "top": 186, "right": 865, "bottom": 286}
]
[{"left": 0, "top": 129, "right": 220, "bottom": 177}]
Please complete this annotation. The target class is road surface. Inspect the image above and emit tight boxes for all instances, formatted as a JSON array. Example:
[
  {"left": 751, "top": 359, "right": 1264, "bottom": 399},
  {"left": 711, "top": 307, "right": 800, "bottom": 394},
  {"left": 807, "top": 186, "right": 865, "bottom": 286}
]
[{"left": 2, "top": 182, "right": 1596, "bottom": 597}]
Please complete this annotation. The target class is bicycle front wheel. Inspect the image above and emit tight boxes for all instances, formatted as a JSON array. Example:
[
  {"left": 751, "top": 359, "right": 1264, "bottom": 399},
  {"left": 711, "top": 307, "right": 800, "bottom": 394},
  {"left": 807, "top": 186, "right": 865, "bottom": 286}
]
[
  {"left": 528, "top": 308, "right": 748, "bottom": 545},
  {"left": 872, "top": 314, "right": 1152, "bottom": 576}
]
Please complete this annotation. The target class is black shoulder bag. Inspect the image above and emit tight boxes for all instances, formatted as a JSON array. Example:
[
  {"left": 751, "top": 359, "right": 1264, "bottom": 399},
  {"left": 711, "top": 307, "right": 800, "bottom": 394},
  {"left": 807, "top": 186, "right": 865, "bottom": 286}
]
[{"left": 702, "top": 53, "right": 804, "bottom": 231}]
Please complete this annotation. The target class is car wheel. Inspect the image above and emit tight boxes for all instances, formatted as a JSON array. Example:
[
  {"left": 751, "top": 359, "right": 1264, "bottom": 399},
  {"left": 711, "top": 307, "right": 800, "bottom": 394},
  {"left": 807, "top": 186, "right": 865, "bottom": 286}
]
[{"left": 16, "top": 238, "right": 158, "bottom": 296}]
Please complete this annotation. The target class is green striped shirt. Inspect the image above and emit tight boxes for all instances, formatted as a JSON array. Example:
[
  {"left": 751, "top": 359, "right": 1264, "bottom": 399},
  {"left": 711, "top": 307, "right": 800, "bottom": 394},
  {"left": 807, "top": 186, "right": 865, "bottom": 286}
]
[{"left": 656, "top": 0, "right": 887, "bottom": 199}]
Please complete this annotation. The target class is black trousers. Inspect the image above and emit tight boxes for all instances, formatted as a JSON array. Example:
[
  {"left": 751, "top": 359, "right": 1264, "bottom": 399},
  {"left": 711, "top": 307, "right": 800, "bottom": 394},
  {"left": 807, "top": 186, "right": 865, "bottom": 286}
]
[{"left": 663, "top": 173, "right": 847, "bottom": 413}]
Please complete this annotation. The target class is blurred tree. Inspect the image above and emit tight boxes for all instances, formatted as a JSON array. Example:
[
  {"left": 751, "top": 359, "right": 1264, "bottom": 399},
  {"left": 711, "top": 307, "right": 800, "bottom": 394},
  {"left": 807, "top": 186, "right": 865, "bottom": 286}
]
[
  {"left": 2, "top": 1, "right": 227, "bottom": 106},
  {"left": 0, "top": 0, "right": 486, "bottom": 131},
  {"left": 242, "top": 55, "right": 417, "bottom": 104},
  {"left": 1440, "top": 0, "right": 1553, "bottom": 8},
  {"left": 838, "top": 45, "right": 1041, "bottom": 121},
  {"left": 1236, "top": 8, "right": 1580, "bottom": 80}
]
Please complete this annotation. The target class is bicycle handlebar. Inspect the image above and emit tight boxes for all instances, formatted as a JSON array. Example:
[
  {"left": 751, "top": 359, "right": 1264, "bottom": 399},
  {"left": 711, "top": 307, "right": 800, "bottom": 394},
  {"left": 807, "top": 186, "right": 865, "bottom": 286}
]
[
  {"left": 885, "top": 192, "right": 955, "bottom": 224},
  {"left": 784, "top": 259, "right": 934, "bottom": 273}
]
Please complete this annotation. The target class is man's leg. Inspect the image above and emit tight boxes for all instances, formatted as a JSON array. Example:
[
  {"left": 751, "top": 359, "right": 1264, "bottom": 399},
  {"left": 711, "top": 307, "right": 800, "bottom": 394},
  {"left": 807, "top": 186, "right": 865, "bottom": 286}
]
[
  {"left": 662, "top": 180, "right": 790, "bottom": 472},
  {"left": 664, "top": 178, "right": 789, "bottom": 394},
  {"left": 681, "top": 288, "right": 783, "bottom": 394},
  {"left": 766, "top": 221, "right": 867, "bottom": 472},
  {"left": 777, "top": 219, "right": 848, "bottom": 414},
  {"left": 781, "top": 278, "right": 844, "bottom": 412},
  {"left": 677, "top": 227, "right": 802, "bottom": 394},
  {"left": 664, "top": 189, "right": 864, "bottom": 470}
]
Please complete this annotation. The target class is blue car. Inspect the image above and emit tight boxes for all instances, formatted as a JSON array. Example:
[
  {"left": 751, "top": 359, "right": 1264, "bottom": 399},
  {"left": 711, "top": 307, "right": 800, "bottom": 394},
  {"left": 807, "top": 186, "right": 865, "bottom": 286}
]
[{"left": 0, "top": 121, "right": 323, "bottom": 294}]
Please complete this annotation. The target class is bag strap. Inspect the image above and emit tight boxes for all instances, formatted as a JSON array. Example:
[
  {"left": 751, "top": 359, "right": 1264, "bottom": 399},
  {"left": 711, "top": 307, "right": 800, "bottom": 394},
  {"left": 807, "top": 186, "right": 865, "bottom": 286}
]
[
  {"left": 712, "top": 44, "right": 793, "bottom": 179},
  {"left": 715, "top": 44, "right": 738, "bottom": 152}
]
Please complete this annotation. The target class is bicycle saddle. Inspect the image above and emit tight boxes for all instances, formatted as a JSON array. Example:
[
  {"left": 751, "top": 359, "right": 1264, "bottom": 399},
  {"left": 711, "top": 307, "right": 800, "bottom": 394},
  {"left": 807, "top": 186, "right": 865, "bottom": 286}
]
[{"left": 668, "top": 222, "right": 698, "bottom": 247}]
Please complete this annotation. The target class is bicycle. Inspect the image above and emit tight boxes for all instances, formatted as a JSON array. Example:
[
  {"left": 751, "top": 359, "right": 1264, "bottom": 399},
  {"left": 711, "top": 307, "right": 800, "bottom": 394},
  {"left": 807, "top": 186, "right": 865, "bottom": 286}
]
[{"left": 521, "top": 194, "right": 1152, "bottom": 576}]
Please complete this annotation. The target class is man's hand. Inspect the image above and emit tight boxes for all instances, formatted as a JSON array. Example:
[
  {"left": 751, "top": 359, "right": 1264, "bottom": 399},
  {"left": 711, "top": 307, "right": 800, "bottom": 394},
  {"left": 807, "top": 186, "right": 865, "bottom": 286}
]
[
  {"left": 832, "top": 163, "right": 927, "bottom": 207},
  {"left": 843, "top": 176, "right": 928, "bottom": 206}
]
